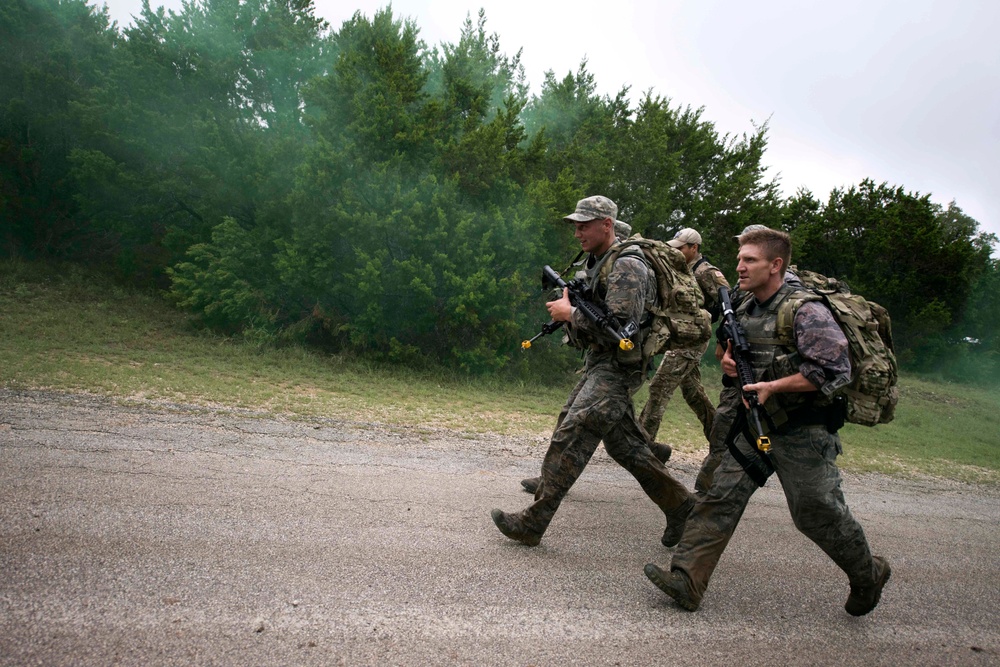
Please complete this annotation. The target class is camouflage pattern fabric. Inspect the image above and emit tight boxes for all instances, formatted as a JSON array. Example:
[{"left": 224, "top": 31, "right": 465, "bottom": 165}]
[
  {"left": 567, "top": 251, "right": 655, "bottom": 358},
  {"left": 739, "top": 286, "right": 850, "bottom": 424},
  {"left": 667, "top": 425, "right": 878, "bottom": 605},
  {"left": 692, "top": 257, "right": 729, "bottom": 316},
  {"left": 697, "top": 271, "right": 807, "bottom": 496},
  {"left": 508, "top": 245, "right": 692, "bottom": 538},
  {"left": 519, "top": 353, "right": 693, "bottom": 536},
  {"left": 639, "top": 340, "right": 715, "bottom": 441},
  {"left": 651, "top": 289, "right": 880, "bottom": 606},
  {"left": 639, "top": 255, "right": 728, "bottom": 442},
  {"left": 693, "top": 385, "right": 740, "bottom": 496}
]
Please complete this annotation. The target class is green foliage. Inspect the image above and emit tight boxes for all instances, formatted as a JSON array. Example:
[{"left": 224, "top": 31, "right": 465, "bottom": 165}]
[
  {"left": 4, "top": 261, "right": 998, "bottom": 483},
  {"left": 786, "top": 181, "right": 996, "bottom": 369},
  {"left": 612, "top": 98, "right": 780, "bottom": 278},
  {"left": 65, "top": 0, "right": 330, "bottom": 283},
  {"left": 4, "top": 1, "right": 993, "bottom": 381},
  {"left": 0, "top": 0, "right": 117, "bottom": 257},
  {"left": 167, "top": 216, "right": 279, "bottom": 333}
]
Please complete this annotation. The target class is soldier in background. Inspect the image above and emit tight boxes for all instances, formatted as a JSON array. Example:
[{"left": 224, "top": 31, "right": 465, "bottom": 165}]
[{"left": 639, "top": 228, "right": 729, "bottom": 456}]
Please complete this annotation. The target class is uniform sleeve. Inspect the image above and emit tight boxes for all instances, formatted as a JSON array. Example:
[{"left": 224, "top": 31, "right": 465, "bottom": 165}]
[
  {"left": 696, "top": 265, "right": 729, "bottom": 309},
  {"left": 793, "top": 301, "right": 851, "bottom": 389}
]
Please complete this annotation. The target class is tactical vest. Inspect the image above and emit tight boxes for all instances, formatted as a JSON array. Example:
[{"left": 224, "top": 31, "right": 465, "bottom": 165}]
[{"left": 736, "top": 283, "right": 834, "bottom": 428}]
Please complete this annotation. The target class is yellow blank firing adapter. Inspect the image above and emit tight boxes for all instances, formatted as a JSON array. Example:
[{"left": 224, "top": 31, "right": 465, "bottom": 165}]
[
  {"left": 619, "top": 339, "right": 634, "bottom": 351},
  {"left": 756, "top": 435, "right": 771, "bottom": 453},
  {"left": 521, "top": 340, "right": 532, "bottom": 349}
]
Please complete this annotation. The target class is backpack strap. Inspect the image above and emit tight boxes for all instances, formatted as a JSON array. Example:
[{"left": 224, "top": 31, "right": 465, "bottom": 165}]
[{"left": 773, "top": 290, "right": 823, "bottom": 347}]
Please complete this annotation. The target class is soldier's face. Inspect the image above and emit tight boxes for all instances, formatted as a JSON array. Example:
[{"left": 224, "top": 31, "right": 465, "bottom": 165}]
[
  {"left": 736, "top": 243, "right": 779, "bottom": 293},
  {"left": 574, "top": 218, "right": 612, "bottom": 254},
  {"left": 679, "top": 243, "right": 699, "bottom": 263}
]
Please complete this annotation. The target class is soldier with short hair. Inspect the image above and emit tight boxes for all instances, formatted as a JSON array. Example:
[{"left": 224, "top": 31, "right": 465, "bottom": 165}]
[
  {"left": 696, "top": 225, "right": 804, "bottom": 495},
  {"left": 492, "top": 196, "right": 695, "bottom": 549},
  {"left": 644, "top": 227, "right": 891, "bottom": 616}
]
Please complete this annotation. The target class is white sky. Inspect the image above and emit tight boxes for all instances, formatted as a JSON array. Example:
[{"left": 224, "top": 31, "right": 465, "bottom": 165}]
[{"left": 101, "top": 0, "right": 1000, "bottom": 241}]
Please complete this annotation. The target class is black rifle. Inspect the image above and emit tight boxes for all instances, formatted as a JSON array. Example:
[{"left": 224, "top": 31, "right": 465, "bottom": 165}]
[
  {"left": 522, "top": 265, "right": 637, "bottom": 351},
  {"left": 718, "top": 286, "right": 771, "bottom": 452}
]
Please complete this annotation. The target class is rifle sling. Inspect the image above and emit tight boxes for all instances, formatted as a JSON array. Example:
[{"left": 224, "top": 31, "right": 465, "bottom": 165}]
[{"left": 724, "top": 409, "right": 774, "bottom": 488}]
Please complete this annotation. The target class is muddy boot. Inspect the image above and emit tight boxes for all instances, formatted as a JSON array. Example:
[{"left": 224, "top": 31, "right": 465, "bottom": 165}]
[
  {"left": 650, "top": 441, "right": 673, "bottom": 463},
  {"left": 491, "top": 509, "right": 542, "bottom": 547},
  {"left": 660, "top": 496, "right": 695, "bottom": 547},
  {"left": 520, "top": 476, "right": 541, "bottom": 495},
  {"left": 644, "top": 564, "right": 700, "bottom": 611},
  {"left": 845, "top": 556, "right": 892, "bottom": 616}
]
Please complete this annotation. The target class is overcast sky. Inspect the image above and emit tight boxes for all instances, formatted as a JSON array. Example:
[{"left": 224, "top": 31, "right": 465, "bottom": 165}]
[{"left": 101, "top": 0, "right": 1000, "bottom": 240}]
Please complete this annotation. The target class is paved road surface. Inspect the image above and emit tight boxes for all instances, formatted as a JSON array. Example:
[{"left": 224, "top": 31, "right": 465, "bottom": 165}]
[{"left": 1, "top": 390, "right": 998, "bottom": 666}]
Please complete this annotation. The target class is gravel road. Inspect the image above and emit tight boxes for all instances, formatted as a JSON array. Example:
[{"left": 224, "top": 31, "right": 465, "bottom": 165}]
[{"left": 1, "top": 389, "right": 998, "bottom": 666}]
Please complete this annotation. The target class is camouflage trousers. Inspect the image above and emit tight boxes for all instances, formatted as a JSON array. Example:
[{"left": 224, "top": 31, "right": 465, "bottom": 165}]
[
  {"left": 693, "top": 385, "right": 741, "bottom": 497},
  {"left": 519, "top": 357, "right": 692, "bottom": 536},
  {"left": 667, "top": 424, "right": 879, "bottom": 605},
  {"left": 639, "top": 339, "right": 715, "bottom": 442}
]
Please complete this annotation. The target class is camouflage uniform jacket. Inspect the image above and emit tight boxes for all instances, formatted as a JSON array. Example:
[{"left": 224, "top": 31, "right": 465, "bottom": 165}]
[
  {"left": 690, "top": 255, "right": 729, "bottom": 321},
  {"left": 737, "top": 282, "right": 851, "bottom": 424},
  {"left": 567, "top": 242, "right": 657, "bottom": 366}
]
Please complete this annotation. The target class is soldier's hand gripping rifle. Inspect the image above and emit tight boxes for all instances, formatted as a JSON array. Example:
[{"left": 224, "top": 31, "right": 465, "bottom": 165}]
[
  {"left": 718, "top": 286, "right": 772, "bottom": 452},
  {"left": 522, "top": 265, "right": 638, "bottom": 351}
]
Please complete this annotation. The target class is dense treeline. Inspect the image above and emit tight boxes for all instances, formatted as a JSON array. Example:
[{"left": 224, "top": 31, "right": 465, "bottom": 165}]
[{"left": 2, "top": 0, "right": 997, "bottom": 380}]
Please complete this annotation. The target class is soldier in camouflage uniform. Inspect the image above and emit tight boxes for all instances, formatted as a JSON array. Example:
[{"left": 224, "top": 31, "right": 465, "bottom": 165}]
[
  {"left": 644, "top": 228, "right": 891, "bottom": 616},
  {"left": 694, "top": 225, "right": 806, "bottom": 497},
  {"left": 517, "top": 217, "right": 671, "bottom": 497},
  {"left": 640, "top": 228, "right": 729, "bottom": 446},
  {"left": 694, "top": 225, "right": 802, "bottom": 497},
  {"left": 492, "top": 196, "right": 695, "bottom": 548}
]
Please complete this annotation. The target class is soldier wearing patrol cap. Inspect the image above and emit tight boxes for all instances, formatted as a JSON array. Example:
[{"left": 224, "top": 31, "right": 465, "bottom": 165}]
[
  {"left": 639, "top": 227, "right": 730, "bottom": 449},
  {"left": 492, "top": 196, "right": 695, "bottom": 549}
]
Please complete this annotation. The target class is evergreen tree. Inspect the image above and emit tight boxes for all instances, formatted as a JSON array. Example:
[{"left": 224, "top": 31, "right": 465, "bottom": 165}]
[{"left": 0, "top": 0, "right": 117, "bottom": 258}]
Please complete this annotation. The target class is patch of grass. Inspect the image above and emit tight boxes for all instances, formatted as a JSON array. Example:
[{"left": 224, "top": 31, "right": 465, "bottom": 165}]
[
  {"left": 837, "top": 378, "right": 1000, "bottom": 483},
  {"left": 0, "top": 260, "right": 566, "bottom": 436},
  {"left": 2, "top": 259, "right": 998, "bottom": 484}
]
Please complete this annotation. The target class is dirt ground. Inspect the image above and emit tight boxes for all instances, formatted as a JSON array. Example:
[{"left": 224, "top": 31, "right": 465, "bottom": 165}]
[{"left": 1, "top": 389, "right": 998, "bottom": 666}]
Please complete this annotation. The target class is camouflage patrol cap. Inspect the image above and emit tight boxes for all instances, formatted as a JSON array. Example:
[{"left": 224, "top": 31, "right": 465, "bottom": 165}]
[
  {"left": 735, "top": 224, "right": 770, "bottom": 238},
  {"left": 613, "top": 220, "right": 632, "bottom": 240},
  {"left": 564, "top": 195, "right": 618, "bottom": 223}
]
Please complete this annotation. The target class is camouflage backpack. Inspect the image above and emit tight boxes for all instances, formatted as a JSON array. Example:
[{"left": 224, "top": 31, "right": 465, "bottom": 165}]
[
  {"left": 601, "top": 235, "right": 712, "bottom": 358},
  {"left": 777, "top": 267, "right": 898, "bottom": 426}
]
